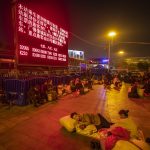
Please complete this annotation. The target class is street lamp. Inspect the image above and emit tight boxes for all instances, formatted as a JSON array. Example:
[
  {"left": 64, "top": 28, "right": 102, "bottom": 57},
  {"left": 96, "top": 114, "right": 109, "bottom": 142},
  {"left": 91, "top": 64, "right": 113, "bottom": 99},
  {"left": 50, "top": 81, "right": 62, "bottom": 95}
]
[
  {"left": 118, "top": 50, "right": 124, "bottom": 55},
  {"left": 108, "top": 31, "right": 116, "bottom": 37},
  {"left": 107, "top": 31, "right": 116, "bottom": 70}
]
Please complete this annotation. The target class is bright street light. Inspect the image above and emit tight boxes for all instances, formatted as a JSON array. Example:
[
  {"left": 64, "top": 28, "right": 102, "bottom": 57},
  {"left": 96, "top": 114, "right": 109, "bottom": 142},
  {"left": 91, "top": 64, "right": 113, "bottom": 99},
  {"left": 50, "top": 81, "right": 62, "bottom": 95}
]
[
  {"left": 118, "top": 50, "right": 124, "bottom": 54},
  {"left": 108, "top": 31, "right": 116, "bottom": 37}
]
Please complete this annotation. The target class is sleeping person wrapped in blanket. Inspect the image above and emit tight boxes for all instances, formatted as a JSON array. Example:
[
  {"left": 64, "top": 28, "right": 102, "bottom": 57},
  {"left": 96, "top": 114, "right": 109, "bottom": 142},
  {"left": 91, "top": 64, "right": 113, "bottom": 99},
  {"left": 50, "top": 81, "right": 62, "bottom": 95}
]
[{"left": 70, "top": 112, "right": 112, "bottom": 131}]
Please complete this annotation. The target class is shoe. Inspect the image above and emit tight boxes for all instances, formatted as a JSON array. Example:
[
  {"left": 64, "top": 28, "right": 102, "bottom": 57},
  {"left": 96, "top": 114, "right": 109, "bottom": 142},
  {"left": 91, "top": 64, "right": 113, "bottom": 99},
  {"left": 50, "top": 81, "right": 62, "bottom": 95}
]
[
  {"left": 90, "top": 141, "right": 95, "bottom": 149},
  {"left": 110, "top": 122, "right": 115, "bottom": 125},
  {"left": 146, "top": 137, "right": 150, "bottom": 144}
]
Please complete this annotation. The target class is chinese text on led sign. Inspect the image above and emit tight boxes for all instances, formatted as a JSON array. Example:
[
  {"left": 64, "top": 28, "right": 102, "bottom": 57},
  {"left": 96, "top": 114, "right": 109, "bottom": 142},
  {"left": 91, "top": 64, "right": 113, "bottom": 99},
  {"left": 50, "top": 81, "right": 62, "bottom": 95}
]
[{"left": 17, "top": 3, "right": 68, "bottom": 65}]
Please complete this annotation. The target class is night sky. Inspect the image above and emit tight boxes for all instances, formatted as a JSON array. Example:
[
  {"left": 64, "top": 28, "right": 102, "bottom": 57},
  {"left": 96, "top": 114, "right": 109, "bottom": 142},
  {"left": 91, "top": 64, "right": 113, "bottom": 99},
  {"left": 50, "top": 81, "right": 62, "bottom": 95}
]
[
  {"left": 0, "top": 0, "right": 150, "bottom": 59},
  {"left": 66, "top": 0, "right": 150, "bottom": 58}
]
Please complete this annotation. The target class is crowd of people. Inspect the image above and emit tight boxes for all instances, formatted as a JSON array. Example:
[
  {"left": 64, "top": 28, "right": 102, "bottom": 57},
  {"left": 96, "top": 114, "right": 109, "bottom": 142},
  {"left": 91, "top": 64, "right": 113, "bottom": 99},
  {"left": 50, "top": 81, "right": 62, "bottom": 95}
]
[
  {"left": 91, "top": 71, "right": 150, "bottom": 98},
  {"left": 27, "top": 77, "right": 93, "bottom": 107},
  {"left": 1, "top": 70, "right": 150, "bottom": 107},
  {"left": 127, "top": 73, "right": 150, "bottom": 98},
  {"left": 0, "top": 69, "right": 149, "bottom": 109}
]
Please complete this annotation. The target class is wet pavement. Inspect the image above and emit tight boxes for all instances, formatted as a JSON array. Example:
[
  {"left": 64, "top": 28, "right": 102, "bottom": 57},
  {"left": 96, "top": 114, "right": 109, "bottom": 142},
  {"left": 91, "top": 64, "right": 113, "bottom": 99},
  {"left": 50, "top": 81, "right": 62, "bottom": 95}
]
[{"left": 0, "top": 83, "right": 150, "bottom": 150}]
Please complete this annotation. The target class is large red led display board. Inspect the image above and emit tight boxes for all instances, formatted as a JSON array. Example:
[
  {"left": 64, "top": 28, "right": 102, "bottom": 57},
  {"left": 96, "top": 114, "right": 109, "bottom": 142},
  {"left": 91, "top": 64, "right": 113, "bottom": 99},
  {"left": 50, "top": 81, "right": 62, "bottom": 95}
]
[{"left": 16, "top": 3, "right": 68, "bottom": 66}]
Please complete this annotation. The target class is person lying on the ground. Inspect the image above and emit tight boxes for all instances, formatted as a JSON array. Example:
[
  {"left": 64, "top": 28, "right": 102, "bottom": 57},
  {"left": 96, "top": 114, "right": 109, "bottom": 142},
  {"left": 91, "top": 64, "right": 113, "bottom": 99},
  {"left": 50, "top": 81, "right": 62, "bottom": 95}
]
[
  {"left": 70, "top": 112, "right": 113, "bottom": 130},
  {"left": 128, "top": 138, "right": 150, "bottom": 150},
  {"left": 99, "top": 126, "right": 131, "bottom": 150},
  {"left": 99, "top": 127, "right": 150, "bottom": 150},
  {"left": 112, "top": 139, "right": 150, "bottom": 150}
]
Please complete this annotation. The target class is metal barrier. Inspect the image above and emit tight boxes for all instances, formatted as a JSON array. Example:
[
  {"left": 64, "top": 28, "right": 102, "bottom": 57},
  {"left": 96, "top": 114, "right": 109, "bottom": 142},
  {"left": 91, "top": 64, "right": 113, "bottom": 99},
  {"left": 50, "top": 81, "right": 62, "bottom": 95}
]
[{"left": 3, "top": 74, "right": 81, "bottom": 106}]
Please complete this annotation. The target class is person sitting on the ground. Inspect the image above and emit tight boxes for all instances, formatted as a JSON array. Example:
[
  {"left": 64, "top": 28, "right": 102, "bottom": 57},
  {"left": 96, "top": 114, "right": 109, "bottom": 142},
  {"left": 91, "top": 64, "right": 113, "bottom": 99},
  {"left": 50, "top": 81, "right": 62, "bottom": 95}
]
[
  {"left": 33, "top": 84, "right": 41, "bottom": 107},
  {"left": 70, "top": 79, "right": 76, "bottom": 92},
  {"left": 111, "top": 109, "right": 140, "bottom": 139},
  {"left": 40, "top": 81, "right": 48, "bottom": 101},
  {"left": 113, "top": 76, "right": 121, "bottom": 91},
  {"left": 87, "top": 78, "right": 93, "bottom": 89},
  {"left": 57, "top": 83, "right": 65, "bottom": 96},
  {"left": 81, "top": 79, "right": 88, "bottom": 88},
  {"left": 70, "top": 112, "right": 112, "bottom": 130},
  {"left": 128, "top": 82, "right": 140, "bottom": 98},
  {"left": 75, "top": 80, "right": 84, "bottom": 95},
  {"left": 64, "top": 84, "right": 72, "bottom": 94},
  {"left": 104, "top": 77, "right": 111, "bottom": 90},
  {"left": 27, "top": 86, "right": 35, "bottom": 104},
  {"left": 142, "top": 79, "right": 150, "bottom": 97},
  {"left": 47, "top": 81, "right": 58, "bottom": 101},
  {"left": 47, "top": 80, "right": 53, "bottom": 91}
]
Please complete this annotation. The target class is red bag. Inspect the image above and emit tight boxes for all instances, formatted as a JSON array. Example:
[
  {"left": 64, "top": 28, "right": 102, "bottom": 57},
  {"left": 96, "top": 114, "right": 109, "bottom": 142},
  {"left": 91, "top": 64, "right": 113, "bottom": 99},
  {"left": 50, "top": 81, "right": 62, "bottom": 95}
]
[{"left": 100, "top": 127, "right": 130, "bottom": 150}]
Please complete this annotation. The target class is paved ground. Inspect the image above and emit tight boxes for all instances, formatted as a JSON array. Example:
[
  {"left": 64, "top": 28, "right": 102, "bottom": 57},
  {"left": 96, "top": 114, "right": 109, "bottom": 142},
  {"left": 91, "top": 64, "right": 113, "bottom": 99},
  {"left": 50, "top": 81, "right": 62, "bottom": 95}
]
[{"left": 0, "top": 83, "right": 150, "bottom": 150}]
